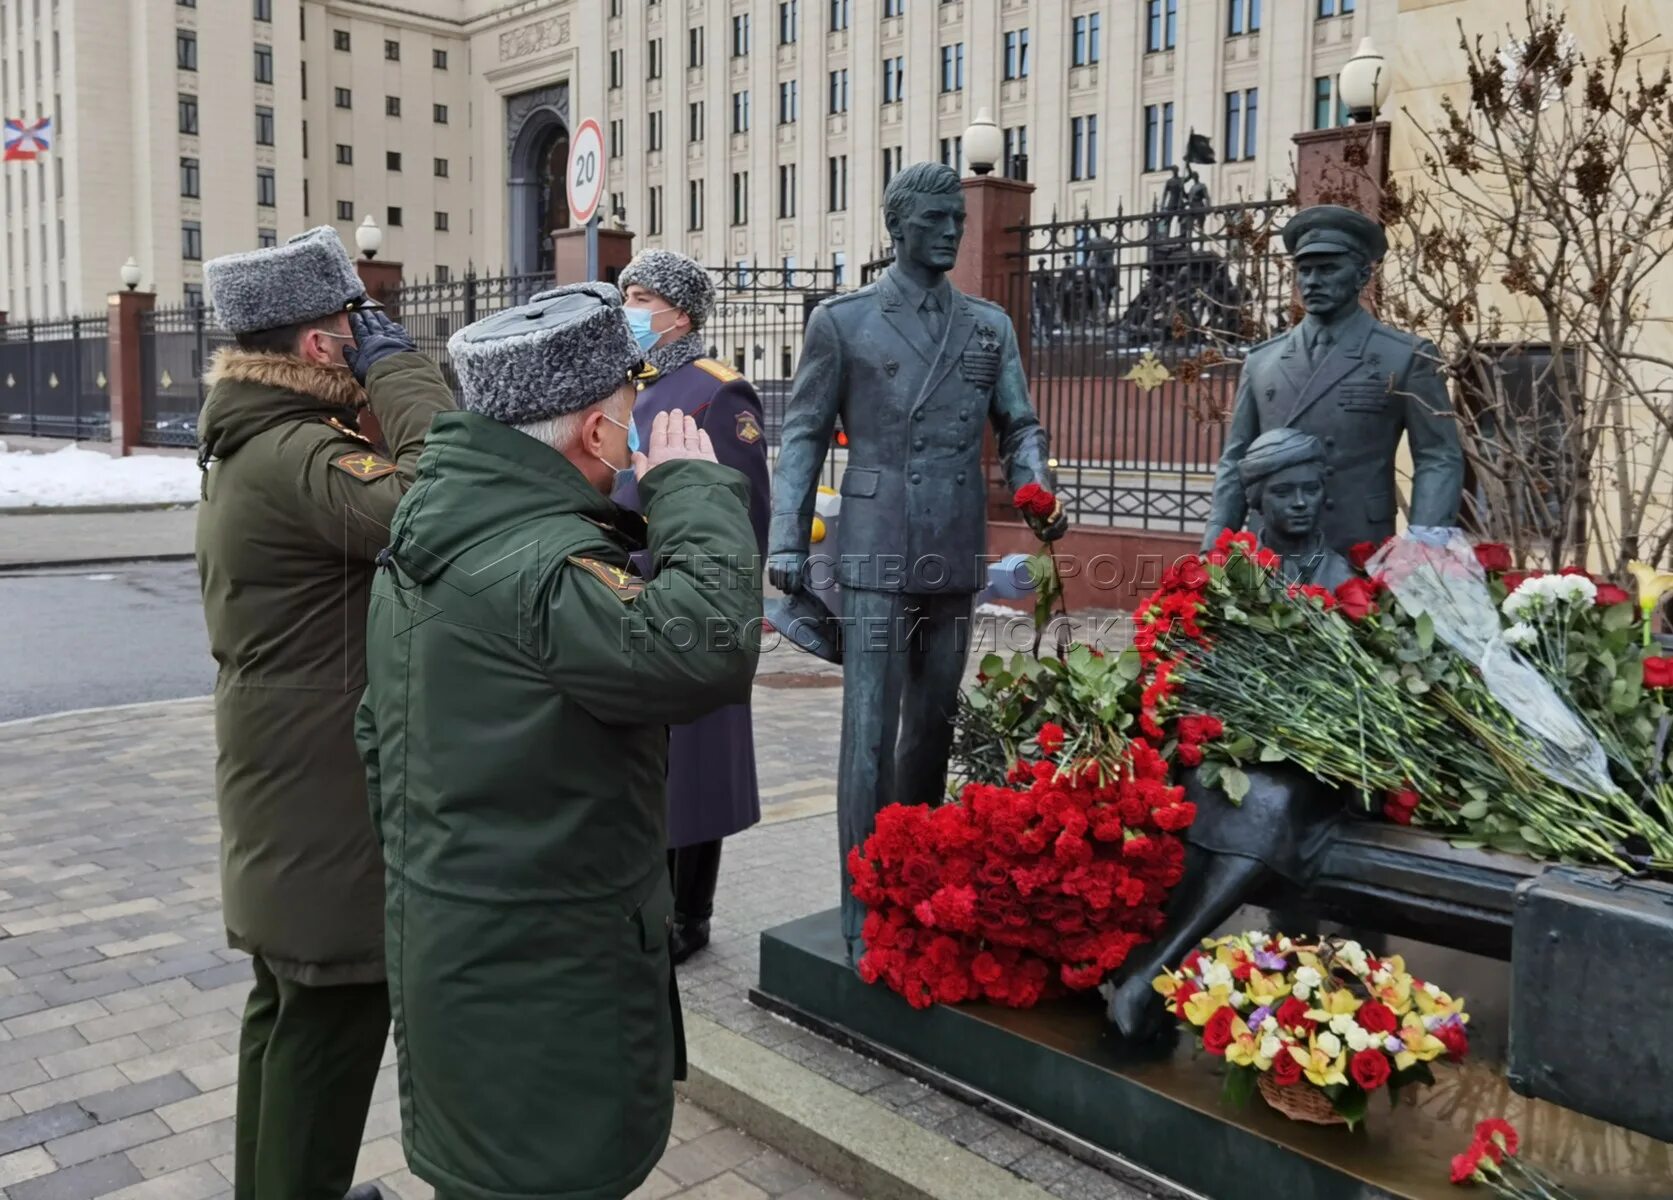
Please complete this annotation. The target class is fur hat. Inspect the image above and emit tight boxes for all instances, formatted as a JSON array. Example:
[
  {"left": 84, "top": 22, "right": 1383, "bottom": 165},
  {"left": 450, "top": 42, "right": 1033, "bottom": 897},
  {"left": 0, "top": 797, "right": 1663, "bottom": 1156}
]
[
  {"left": 448, "top": 282, "right": 646, "bottom": 424},
  {"left": 618, "top": 250, "right": 716, "bottom": 328},
  {"left": 204, "top": 226, "right": 368, "bottom": 334}
]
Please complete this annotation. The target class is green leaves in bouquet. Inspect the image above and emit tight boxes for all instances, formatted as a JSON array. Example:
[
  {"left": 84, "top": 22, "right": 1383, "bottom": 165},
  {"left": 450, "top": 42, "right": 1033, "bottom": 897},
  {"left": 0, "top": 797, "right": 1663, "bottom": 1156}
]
[
  {"left": 1327, "top": 1083, "right": 1369, "bottom": 1130},
  {"left": 1387, "top": 1061, "right": 1435, "bottom": 1107},
  {"left": 1221, "top": 1063, "right": 1258, "bottom": 1109}
]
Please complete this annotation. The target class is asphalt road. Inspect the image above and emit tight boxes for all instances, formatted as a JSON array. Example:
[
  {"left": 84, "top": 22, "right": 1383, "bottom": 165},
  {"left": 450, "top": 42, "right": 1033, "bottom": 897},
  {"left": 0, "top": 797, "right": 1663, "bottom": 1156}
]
[{"left": 0, "top": 561, "right": 215, "bottom": 721}]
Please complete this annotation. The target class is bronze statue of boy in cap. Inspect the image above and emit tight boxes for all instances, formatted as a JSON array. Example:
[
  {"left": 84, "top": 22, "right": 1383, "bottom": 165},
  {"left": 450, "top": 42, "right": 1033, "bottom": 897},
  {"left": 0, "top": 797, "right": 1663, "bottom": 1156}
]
[{"left": 1202, "top": 204, "right": 1464, "bottom": 555}]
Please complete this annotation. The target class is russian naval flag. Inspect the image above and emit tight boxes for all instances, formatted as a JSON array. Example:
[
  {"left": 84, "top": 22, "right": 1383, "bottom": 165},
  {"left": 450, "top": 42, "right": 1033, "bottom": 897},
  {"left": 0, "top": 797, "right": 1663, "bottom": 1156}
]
[{"left": 3, "top": 117, "right": 52, "bottom": 161}]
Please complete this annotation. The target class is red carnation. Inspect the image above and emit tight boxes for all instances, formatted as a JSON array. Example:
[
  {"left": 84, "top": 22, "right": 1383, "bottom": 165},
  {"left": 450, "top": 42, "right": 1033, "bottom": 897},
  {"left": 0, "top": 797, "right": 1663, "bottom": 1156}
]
[
  {"left": 1355, "top": 1001, "right": 1399, "bottom": 1035},
  {"left": 1436, "top": 1021, "right": 1470, "bottom": 1063},
  {"left": 1174, "top": 554, "right": 1209, "bottom": 591},
  {"left": 1176, "top": 743, "right": 1203, "bottom": 767},
  {"left": 1473, "top": 1118, "right": 1519, "bottom": 1163},
  {"left": 1384, "top": 788, "right": 1421, "bottom": 826},
  {"left": 1275, "top": 997, "right": 1316, "bottom": 1034},
  {"left": 1644, "top": 657, "right": 1673, "bottom": 690},
  {"left": 1596, "top": 582, "right": 1632, "bottom": 607},
  {"left": 1450, "top": 1143, "right": 1487, "bottom": 1185},
  {"left": 1270, "top": 1047, "right": 1304, "bottom": 1087},
  {"left": 1349, "top": 1048, "right": 1391, "bottom": 1092},
  {"left": 1473, "top": 542, "right": 1513, "bottom": 574},
  {"left": 1334, "top": 576, "right": 1383, "bottom": 621},
  {"left": 1036, "top": 722, "right": 1066, "bottom": 755},
  {"left": 1201, "top": 1006, "right": 1238, "bottom": 1056}
]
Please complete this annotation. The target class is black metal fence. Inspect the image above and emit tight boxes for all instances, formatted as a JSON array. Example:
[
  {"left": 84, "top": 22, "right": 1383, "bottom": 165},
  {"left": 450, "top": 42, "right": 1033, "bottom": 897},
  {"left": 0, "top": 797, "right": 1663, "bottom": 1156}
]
[
  {"left": 1011, "top": 197, "right": 1294, "bottom": 532},
  {"left": 138, "top": 304, "right": 236, "bottom": 448},
  {"left": 391, "top": 271, "right": 552, "bottom": 393},
  {"left": 0, "top": 314, "right": 111, "bottom": 440}
]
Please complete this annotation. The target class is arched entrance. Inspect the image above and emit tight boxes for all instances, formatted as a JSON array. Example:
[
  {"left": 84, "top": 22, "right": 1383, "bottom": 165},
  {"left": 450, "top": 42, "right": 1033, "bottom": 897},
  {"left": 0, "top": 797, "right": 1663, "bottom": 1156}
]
[{"left": 505, "top": 83, "right": 571, "bottom": 278}]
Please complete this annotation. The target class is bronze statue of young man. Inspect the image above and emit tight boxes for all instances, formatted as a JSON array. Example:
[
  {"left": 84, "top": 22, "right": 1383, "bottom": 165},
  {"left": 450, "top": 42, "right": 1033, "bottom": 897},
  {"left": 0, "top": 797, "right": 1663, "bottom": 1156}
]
[
  {"left": 768, "top": 161, "right": 1065, "bottom": 960},
  {"left": 1202, "top": 205, "right": 1464, "bottom": 555},
  {"left": 1240, "top": 428, "right": 1355, "bottom": 591}
]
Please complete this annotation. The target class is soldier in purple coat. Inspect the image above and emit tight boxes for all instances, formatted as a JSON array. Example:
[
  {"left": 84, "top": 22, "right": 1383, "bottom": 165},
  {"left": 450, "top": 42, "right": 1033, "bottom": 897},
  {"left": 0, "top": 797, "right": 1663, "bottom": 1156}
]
[{"left": 613, "top": 250, "right": 770, "bottom": 963}]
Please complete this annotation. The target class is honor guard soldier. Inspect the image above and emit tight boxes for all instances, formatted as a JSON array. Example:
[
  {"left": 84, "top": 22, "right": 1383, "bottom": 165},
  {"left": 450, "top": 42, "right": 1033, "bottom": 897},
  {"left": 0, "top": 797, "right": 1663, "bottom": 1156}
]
[
  {"left": 1202, "top": 205, "right": 1464, "bottom": 555},
  {"left": 196, "top": 226, "right": 454, "bottom": 1200},
  {"left": 356, "top": 283, "right": 761, "bottom": 1200},
  {"left": 613, "top": 249, "right": 770, "bottom": 964}
]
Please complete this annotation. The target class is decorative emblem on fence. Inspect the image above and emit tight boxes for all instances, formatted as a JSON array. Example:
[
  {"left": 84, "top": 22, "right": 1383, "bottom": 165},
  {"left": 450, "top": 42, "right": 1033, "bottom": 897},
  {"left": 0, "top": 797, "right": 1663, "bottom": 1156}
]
[
  {"left": 1122, "top": 352, "right": 1172, "bottom": 393},
  {"left": 96, "top": 371, "right": 107, "bottom": 390},
  {"left": 47, "top": 372, "right": 58, "bottom": 388},
  {"left": 160, "top": 370, "right": 173, "bottom": 389}
]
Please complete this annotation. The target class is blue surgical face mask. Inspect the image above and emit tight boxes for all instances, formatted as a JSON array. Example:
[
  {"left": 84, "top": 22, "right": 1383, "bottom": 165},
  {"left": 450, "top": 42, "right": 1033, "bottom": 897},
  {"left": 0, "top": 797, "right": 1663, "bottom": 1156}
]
[
  {"left": 624, "top": 305, "right": 673, "bottom": 352},
  {"left": 600, "top": 410, "right": 640, "bottom": 493}
]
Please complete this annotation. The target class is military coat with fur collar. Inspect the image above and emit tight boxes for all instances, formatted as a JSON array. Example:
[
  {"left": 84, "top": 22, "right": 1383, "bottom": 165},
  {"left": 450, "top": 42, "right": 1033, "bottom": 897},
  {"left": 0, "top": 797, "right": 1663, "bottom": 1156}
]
[{"left": 195, "top": 348, "right": 454, "bottom": 985}]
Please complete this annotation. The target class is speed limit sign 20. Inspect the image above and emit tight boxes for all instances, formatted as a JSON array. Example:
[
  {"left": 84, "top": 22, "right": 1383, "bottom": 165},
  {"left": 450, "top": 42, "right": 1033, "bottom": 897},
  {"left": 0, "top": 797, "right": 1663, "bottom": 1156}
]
[{"left": 567, "top": 118, "right": 605, "bottom": 227}]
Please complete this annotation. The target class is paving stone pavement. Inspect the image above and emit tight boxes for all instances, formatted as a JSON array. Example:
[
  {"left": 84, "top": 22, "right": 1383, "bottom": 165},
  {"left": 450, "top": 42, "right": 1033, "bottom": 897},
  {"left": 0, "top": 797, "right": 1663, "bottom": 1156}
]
[{"left": 0, "top": 608, "right": 1143, "bottom": 1200}]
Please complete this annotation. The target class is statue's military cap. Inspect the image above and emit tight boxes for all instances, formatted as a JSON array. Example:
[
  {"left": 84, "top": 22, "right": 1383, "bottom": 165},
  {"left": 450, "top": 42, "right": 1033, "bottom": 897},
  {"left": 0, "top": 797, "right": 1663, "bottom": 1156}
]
[
  {"left": 447, "top": 282, "right": 647, "bottom": 425},
  {"left": 1281, "top": 205, "right": 1389, "bottom": 262},
  {"left": 619, "top": 249, "right": 717, "bottom": 329},
  {"left": 1239, "top": 427, "right": 1326, "bottom": 490},
  {"left": 204, "top": 226, "right": 376, "bottom": 334}
]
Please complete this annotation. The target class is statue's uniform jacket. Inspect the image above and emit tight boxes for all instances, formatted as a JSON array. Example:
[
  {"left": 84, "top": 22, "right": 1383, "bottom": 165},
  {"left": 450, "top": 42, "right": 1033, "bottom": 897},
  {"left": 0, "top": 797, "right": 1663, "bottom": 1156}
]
[{"left": 1204, "top": 306, "right": 1465, "bottom": 554}]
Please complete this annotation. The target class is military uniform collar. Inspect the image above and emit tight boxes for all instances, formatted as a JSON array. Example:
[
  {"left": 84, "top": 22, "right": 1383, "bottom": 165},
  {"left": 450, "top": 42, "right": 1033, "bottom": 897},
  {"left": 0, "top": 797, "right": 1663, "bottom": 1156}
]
[
  {"left": 425, "top": 411, "right": 618, "bottom": 519},
  {"left": 885, "top": 265, "right": 953, "bottom": 315},
  {"left": 1298, "top": 305, "right": 1372, "bottom": 348},
  {"left": 645, "top": 331, "right": 708, "bottom": 377}
]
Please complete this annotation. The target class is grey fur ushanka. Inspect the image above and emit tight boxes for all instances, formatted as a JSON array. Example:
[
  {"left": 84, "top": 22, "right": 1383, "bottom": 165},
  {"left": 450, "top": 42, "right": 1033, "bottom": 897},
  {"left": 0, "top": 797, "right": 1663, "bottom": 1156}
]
[
  {"left": 203, "top": 226, "right": 366, "bottom": 334},
  {"left": 619, "top": 250, "right": 717, "bottom": 328}
]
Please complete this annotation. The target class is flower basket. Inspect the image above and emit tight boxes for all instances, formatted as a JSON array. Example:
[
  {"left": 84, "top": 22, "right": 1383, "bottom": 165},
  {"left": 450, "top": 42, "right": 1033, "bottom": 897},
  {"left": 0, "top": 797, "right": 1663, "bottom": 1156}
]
[{"left": 1256, "top": 1071, "right": 1346, "bottom": 1126}]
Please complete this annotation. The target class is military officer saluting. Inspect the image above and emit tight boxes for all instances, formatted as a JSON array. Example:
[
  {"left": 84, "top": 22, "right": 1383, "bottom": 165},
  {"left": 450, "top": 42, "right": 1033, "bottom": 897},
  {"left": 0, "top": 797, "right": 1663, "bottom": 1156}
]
[
  {"left": 1202, "top": 205, "right": 1464, "bottom": 554},
  {"left": 610, "top": 249, "right": 770, "bottom": 964},
  {"left": 196, "top": 226, "right": 454, "bottom": 1200}
]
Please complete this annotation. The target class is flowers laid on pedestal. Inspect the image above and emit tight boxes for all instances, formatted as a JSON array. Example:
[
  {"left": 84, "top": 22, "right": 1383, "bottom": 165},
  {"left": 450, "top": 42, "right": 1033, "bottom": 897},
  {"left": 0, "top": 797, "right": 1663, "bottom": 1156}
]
[
  {"left": 1154, "top": 932, "right": 1470, "bottom": 1129},
  {"left": 1449, "top": 1119, "right": 1580, "bottom": 1197}
]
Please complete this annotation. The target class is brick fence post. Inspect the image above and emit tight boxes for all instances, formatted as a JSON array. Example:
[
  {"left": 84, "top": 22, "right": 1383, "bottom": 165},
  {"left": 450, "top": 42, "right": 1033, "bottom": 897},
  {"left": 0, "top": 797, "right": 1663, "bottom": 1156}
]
[
  {"left": 107, "top": 290, "right": 155, "bottom": 456},
  {"left": 1293, "top": 120, "right": 1392, "bottom": 313},
  {"left": 552, "top": 226, "right": 636, "bottom": 286},
  {"left": 354, "top": 259, "right": 404, "bottom": 448}
]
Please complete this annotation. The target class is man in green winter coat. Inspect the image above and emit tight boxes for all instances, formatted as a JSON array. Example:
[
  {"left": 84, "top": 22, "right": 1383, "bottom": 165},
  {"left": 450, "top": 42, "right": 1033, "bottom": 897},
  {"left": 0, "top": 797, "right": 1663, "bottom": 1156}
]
[
  {"left": 197, "top": 226, "right": 454, "bottom": 1200},
  {"left": 356, "top": 283, "right": 761, "bottom": 1200}
]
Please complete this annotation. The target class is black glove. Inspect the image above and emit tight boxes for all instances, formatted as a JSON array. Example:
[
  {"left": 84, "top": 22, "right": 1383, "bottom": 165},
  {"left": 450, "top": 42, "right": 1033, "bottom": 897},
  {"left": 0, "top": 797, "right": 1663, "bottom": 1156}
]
[{"left": 342, "top": 308, "right": 417, "bottom": 384}]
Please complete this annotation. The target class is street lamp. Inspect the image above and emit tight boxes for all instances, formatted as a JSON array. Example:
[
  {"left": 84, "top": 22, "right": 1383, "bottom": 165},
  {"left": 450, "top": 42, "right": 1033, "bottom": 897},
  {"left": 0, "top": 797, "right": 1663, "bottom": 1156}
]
[
  {"left": 1338, "top": 37, "right": 1392, "bottom": 124},
  {"left": 355, "top": 214, "right": 383, "bottom": 260},
  {"left": 963, "top": 107, "right": 1004, "bottom": 177},
  {"left": 119, "top": 258, "right": 142, "bottom": 291}
]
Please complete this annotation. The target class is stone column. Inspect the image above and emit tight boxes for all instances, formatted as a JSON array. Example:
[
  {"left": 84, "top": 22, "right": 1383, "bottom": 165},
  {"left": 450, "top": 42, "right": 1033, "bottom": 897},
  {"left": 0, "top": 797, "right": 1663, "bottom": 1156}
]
[
  {"left": 552, "top": 226, "right": 636, "bottom": 286},
  {"left": 107, "top": 290, "right": 155, "bottom": 457}
]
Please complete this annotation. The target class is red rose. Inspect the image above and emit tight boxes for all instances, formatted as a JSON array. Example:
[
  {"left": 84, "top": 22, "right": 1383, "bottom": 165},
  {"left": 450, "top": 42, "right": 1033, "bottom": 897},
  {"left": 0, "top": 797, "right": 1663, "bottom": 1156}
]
[
  {"left": 1348, "top": 540, "right": 1379, "bottom": 570},
  {"left": 1171, "top": 979, "right": 1200, "bottom": 1017},
  {"left": 1355, "top": 1001, "right": 1399, "bottom": 1035},
  {"left": 1270, "top": 1047, "right": 1304, "bottom": 1087},
  {"left": 1201, "top": 1006, "right": 1237, "bottom": 1056},
  {"left": 1349, "top": 1048, "right": 1391, "bottom": 1092},
  {"left": 1473, "top": 542, "right": 1513, "bottom": 574},
  {"left": 1436, "top": 1021, "right": 1470, "bottom": 1063},
  {"left": 1334, "top": 576, "right": 1382, "bottom": 621},
  {"left": 1036, "top": 722, "right": 1066, "bottom": 755},
  {"left": 1384, "top": 788, "right": 1420, "bottom": 826},
  {"left": 1013, "top": 482, "right": 1044, "bottom": 512},
  {"left": 1596, "top": 582, "right": 1632, "bottom": 607},
  {"left": 1644, "top": 657, "right": 1673, "bottom": 690},
  {"left": 1450, "top": 1143, "right": 1486, "bottom": 1185},
  {"left": 1275, "top": 997, "right": 1316, "bottom": 1033}
]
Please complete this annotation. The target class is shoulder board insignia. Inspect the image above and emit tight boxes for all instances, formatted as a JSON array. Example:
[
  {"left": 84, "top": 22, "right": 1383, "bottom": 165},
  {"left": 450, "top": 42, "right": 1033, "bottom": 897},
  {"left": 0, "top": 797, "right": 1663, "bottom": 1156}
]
[
  {"left": 567, "top": 555, "right": 643, "bottom": 601},
  {"left": 735, "top": 411, "right": 763, "bottom": 444},
  {"left": 324, "top": 415, "right": 374, "bottom": 445},
  {"left": 331, "top": 451, "right": 398, "bottom": 482},
  {"left": 695, "top": 359, "right": 742, "bottom": 383}
]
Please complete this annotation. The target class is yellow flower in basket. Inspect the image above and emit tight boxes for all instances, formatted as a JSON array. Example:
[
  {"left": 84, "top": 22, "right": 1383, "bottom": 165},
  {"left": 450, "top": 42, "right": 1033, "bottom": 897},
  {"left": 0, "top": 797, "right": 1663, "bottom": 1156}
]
[
  {"left": 1152, "top": 972, "right": 1183, "bottom": 1001},
  {"left": 1243, "top": 967, "right": 1290, "bottom": 1007},
  {"left": 1318, "top": 988, "right": 1361, "bottom": 1017},
  {"left": 1394, "top": 1014, "right": 1447, "bottom": 1072},
  {"left": 1183, "top": 986, "right": 1233, "bottom": 1027},
  {"left": 1224, "top": 1018, "right": 1269, "bottom": 1070},
  {"left": 1302, "top": 1038, "right": 1348, "bottom": 1088}
]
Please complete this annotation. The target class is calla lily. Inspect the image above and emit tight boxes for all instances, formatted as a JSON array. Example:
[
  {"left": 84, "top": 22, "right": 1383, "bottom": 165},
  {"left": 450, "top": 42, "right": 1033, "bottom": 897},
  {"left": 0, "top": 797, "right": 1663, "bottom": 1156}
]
[{"left": 1628, "top": 561, "right": 1673, "bottom": 647}]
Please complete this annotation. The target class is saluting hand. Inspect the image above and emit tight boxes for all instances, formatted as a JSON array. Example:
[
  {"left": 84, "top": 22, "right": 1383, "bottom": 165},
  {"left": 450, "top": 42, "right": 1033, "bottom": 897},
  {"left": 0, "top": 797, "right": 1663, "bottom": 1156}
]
[{"left": 633, "top": 409, "right": 717, "bottom": 480}]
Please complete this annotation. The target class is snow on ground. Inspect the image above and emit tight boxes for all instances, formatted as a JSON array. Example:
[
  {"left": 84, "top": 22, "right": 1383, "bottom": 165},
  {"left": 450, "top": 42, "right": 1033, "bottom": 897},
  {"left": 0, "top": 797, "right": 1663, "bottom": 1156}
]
[{"left": 0, "top": 441, "right": 201, "bottom": 508}]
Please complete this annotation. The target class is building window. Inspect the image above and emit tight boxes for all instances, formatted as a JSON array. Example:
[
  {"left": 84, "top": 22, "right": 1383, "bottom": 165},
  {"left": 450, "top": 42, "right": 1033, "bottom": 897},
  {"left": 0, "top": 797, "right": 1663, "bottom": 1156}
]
[
  {"left": 688, "top": 102, "right": 704, "bottom": 142},
  {"left": 182, "top": 221, "right": 202, "bottom": 260},
  {"left": 179, "top": 157, "right": 199, "bottom": 199},
  {"left": 1312, "top": 76, "right": 1349, "bottom": 129},
  {"left": 1072, "top": 13, "right": 1101, "bottom": 66},
  {"left": 828, "top": 69, "right": 848, "bottom": 114},
  {"left": 938, "top": 137, "right": 963, "bottom": 174},
  {"left": 1317, "top": 0, "right": 1355, "bottom": 15},
  {"left": 1147, "top": 0, "right": 1178, "bottom": 52},
  {"left": 732, "top": 172, "right": 749, "bottom": 224},
  {"left": 388, "top": 151, "right": 403, "bottom": 170},
  {"left": 435, "top": 211, "right": 450, "bottom": 231},
  {"left": 827, "top": 154, "right": 848, "bottom": 211},
  {"left": 1004, "top": 29, "right": 1030, "bottom": 80},
  {"left": 1143, "top": 101, "right": 1174, "bottom": 172},
  {"left": 384, "top": 39, "right": 400, "bottom": 61},
  {"left": 302, "top": 120, "right": 308, "bottom": 157},
  {"left": 333, "top": 29, "right": 350, "bottom": 51},
  {"left": 255, "top": 106, "right": 274, "bottom": 146},
  {"left": 254, "top": 0, "right": 271, "bottom": 20},
  {"left": 688, "top": 180, "right": 704, "bottom": 230},
  {"left": 610, "top": 119, "right": 623, "bottom": 157},
  {"left": 732, "top": 90, "right": 751, "bottom": 133},
  {"left": 304, "top": 178, "right": 309, "bottom": 216},
  {"left": 648, "top": 110, "right": 663, "bottom": 152},
  {"left": 387, "top": 206, "right": 402, "bottom": 226},
  {"left": 645, "top": 187, "right": 661, "bottom": 236},
  {"left": 1229, "top": 0, "right": 1262, "bottom": 36},
  {"left": 779, "top": 81, "right": 798, "bottom": 124},
  {"left": 648, "top": 38, "right": 663, "bottom": 79},
  {"left": 882, "top": 57, "right": 904, "bottom": 103},
  {"left": 829, "top": 0, "right": 849, "bottom": 32},
  {"left": 1003, "top": 125, "right": 1028, "bottom": 178},
  {"left": 779, "top": 163, "right": 797, "bottom": 217},
  {"left": 300, "top": 61, "right": 306, "bottom": 98},
  {"left": 336, "top": 143, "right": 353, "bottom": 165},
  {"left": 940, "top": 43, "right": 964, "bottom": 92},
  {"left": 386, "top": 96, "right": 401, "bottom": 117},
  {"left": 176, "top": 31, "right": 197, "bottom": 72},
  {"left": 779, "top": 0, "right": 798, "bottom": 45},
  {"left": 609, "top": 192, "right": 625, "bottom": 222},
  {"left": 178, "top": 93, "right": 198, "bottom": 134},
  {"left": 732, "top": 13, "right": 750, "bottom": 56},
  {"left": 434, "top": 157, "right": 448, "bottom": 177},
  {"left": 436, "top": 265, "right": 452, "bottom": 283},
  {"left": 254, "top": 44, "right": 273, "bottom": 83},
  {"left": 610, "top": 50, "right": 623, "bottom": 89},
  {"left": 1225, "top": 87, "right": 1258, "bottom": 160},
  {"left": 882, "top": 145, "right": 903, "bottom": 191},
  {"left": 337, "top": 200, "right": 354, "bottom": 220},
  {"left": 833, "top": 251, "right": 847, "bottom": 285},
  {"left": 183, "top": 284, "right": 205, "bottom": 310},
  {"left": 433, "top": 104, "right": 448, "bottom": 124},
  {"left": 689, "top": 27, "right": 704, "bottom": 68},
  {"left": 335, "top": 87, "right": 352, "bottom": 109},
  {"left": 256, "top": 167, "right": 276, "bottom": 207},
  {"left": 434, "top": 48, "right": 448, "bottom": 69},
  {"left": 883, "top": 0, "right": 904, "bottom": 16},
  {"left": 258, "top": 228, "right": 277, "bottom": 248}
]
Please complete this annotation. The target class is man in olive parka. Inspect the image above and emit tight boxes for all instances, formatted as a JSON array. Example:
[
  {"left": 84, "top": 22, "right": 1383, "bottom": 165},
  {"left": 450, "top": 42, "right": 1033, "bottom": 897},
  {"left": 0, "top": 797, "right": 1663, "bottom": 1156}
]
[
  {"left": 197, "top": 226, "right": 454, "bottom": 1200},
  {"left": 356, "top": 283, "right": 762, "bottom": 1200}
]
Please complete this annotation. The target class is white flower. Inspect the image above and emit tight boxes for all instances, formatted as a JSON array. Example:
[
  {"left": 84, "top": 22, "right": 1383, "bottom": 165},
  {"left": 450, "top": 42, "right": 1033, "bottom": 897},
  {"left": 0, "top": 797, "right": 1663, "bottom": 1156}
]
[
  {"left": 1423, "top": 981, "right": 1444, "bottom": 998},
  {"left": 1329, "top": 1014, "right": 1357, "bottom": 1037},
  {"left": 1201, "top": 962, "right": 1233, "bottom": 991},
  {"left": 1278, "top": 936, "right": 1293, "bottom": 952},
  {"left": 1260, "top": 1035, "right": 1283, "bottom": 1061},
  {"left": 1423, "top": 1014, "right": 1444, "bottom": 1031},
  {"left": 1503, "top": 622, "right": 1538, "bottom": 648},
  {"left": 1553, "top": 575, "right": 1597, "bottom": 606},
  {"left": 1292, "top": 982, "right": 1311, "bottom": 1001},
  {"left": 1244, "top": 930, "right": 1268, "bottom": 947},
  {"left": 1295, "top": 966, "right": 1322, "bottom": 990},
  {"left": 1384, "top": 1033, "right": 1404, "bottom": 1051},
  {"left": 1371, "top": 968, "right": 1392, "bottom": 986},
  {"left": 1229, "top": 990, "right": 1249, "bottom": 1009},
  {"left": 1317, "top": 1031, "right": 1343, "bottom": 1057},
  {"left": 1262, "top": 1016, "right": 1280, "bottom": 1034},
  {"left": 1345, "top": 1027, "right": 1374, "bottom": 1053}
]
